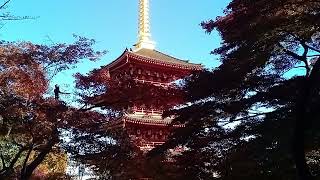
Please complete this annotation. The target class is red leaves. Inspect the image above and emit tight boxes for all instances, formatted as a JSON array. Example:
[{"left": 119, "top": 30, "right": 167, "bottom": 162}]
[
  {"left": 0, "top": 36, "right": 109, "bottom": 179},
  {"left": 200, "top": 19, "right": 216, "bottom": 34},
  {"left": 0, "top": 44, "right": 47, "bottom": 99},
  {"left": 0, "top": 37, "right": 105, "bottom": 142},
  {"left": 0, "top": 36, "right": 105, "bottom": 100}
]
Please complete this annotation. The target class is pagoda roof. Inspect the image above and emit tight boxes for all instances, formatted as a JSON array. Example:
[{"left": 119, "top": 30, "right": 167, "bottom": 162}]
[
  {"left": 106, "top": 48, "right": 203, "bottom": 71},
  {"left": 105, "top": 114, "right": 184, "bottom": 128},
  {"left": 133, "top": 48, "right": 202, "bottom": 69},
  {"left": 124, "top": 116, "right": 184, "bottom": 127}
]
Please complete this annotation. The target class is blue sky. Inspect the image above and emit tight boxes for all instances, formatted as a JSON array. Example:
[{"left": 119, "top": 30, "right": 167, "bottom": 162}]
[{"left": 2, "top": 0, "right": 230, "bottom": 96}]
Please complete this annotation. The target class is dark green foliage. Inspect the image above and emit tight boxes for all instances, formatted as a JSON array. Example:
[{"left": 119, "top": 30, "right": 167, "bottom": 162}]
[{"left": 149, "top": 0, "right": 320, "bottom": 179}]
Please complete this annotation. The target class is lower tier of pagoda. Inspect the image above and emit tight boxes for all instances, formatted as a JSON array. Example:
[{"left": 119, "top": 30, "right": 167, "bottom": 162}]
[{"left": 106, "top": 112, "right": 184, "bottom": 151}]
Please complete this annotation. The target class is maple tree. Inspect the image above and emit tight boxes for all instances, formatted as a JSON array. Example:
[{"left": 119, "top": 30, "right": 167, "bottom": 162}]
[
  {"left": 202, "top": 1, "right": 320, "bottom": 179},
  {"left": 0, "top": 36, "right": 105, "bottom": 180},
  {"left": 146, "top": 0, "right": 320, "bottom": 179}
]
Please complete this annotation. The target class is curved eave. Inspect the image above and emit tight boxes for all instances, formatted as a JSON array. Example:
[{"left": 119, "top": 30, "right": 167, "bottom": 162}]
[
  {"left": 104, "top": 116, "right": 185, "bottom": 128},
  {"left": 125, "top": 117, "right": 184, "bottom": 127},
  {"left": 128, "top": 53, "right": 203, "bottom": 71},
  {"left": 103, "top": 50, "right": 129, "bottom": 71}
]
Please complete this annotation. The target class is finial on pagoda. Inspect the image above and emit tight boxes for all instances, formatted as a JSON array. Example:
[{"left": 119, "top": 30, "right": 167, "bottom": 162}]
[{"left": 135, "top": 0, "right": 155, "bottom": 50}]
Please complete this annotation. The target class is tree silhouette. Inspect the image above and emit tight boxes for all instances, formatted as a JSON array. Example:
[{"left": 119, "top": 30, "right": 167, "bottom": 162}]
[{"left": 149, "top": 0, "right": 320, "bottom": 179}]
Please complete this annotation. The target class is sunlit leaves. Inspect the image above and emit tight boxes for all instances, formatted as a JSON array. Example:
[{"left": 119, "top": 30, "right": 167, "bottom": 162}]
[{"left": 0, "top": 36, "right": 105, "bottom": 179}]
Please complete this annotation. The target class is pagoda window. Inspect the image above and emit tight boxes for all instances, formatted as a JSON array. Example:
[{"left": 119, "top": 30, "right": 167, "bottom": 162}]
[
  {"left": 138, "top": 69, "right": 141, "bottom": 74},
  {"left": 148, "top": 130, "right": 152, "bottom": 135},
  {"left": 159, "top": 130, "right": 163, "bottom": 136},
  {"left": 146, "top": 70, "right": 151, "bottom": 75},
  {"left": 118, "top": 73, "right": 123, "bottom": 79},
  {"left": 162, "top": 135, "right": 166, "bottom": 140},
  {"left": 156, "top": 72, "right": 159, "bottom": 77},
  {"left": 137, "top": 129, "right": 141, "bottom": 135},
  {"left": 130, "top": 68, "right": 134, "bottom": 75}
]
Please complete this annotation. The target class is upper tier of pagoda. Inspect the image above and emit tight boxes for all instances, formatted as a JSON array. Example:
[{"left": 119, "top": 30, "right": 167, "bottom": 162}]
[{"left": 105, "top": 48, "right": 203, "bottom": 80}]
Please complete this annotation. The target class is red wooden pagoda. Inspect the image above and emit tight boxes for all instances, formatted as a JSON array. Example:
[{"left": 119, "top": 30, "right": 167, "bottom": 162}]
[{"left": 105, "top": 0, "right": 202, "bottom": 151}]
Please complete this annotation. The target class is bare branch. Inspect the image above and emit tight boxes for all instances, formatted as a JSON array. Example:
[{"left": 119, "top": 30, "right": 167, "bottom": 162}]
[
  {"left": 278, "top": 41, "right": 311, "bottom": 75},
  {"left": 307, "top": 54, "right": 320, "bottom": 58},
  {"left": 218, "top": 112, "right": 270, "bottom": 126},
  {"left": 0, "top": 0, "right": 11, "bottom": 10},
  {"left": 305, "top": 44, "right": 320, "bottom": 54},
  {"left": 301, "top": 42, "right": 311, "bottom": 75},
  {"left": 21, "top": 144, "right": 33, "bottom": 175},
  {"left": 278, "top": 43, "right": 303, "bottom": 61}
]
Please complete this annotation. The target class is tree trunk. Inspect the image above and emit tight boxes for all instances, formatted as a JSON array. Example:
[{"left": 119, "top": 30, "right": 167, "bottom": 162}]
[
  {"left": 20, "top": 140, "right": 55, "bottom": 180},
  {"left": 293, "top": 57, "right": 320, "bottom": 180},
  {"left": 293, "top": 82, "right": 313, "bottom": 180},
  {"left": 20, "top": 135, "right": 57, "bottom": 180},
  {"left": 20, "top": 145, "right": 33, "bottom": 179}
]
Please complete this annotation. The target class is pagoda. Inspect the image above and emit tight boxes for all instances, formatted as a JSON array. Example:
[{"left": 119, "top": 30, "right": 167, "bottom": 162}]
[{"left": 105, "top": 0, "right": 202, "bottom": 151}]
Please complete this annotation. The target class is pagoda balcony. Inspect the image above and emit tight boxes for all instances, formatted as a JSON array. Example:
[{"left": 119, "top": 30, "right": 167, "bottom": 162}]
[
  {"left": 132, "top": 107, "right": 163, "bottom": 115},
  {"left": 134, "top": 78, "right": 174, "bottom": 87},
  {"left": 138, "top": 141, "right": 166, "bottom": 151}
]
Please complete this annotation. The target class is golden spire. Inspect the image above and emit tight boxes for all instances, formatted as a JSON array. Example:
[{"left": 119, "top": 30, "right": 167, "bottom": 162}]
[{"left": 135, "top": 0, "right": 155, "bottom": 50}]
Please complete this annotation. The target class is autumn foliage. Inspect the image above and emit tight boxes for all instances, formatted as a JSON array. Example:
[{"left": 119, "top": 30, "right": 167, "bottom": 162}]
[{"left": 0, "top": 36, "right": 105, "bottom": 180}]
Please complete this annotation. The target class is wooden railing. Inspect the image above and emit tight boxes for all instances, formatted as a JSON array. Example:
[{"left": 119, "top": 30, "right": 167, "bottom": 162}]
[{"left": 132, "top": 107, "right": 163, "bottom": 115}]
